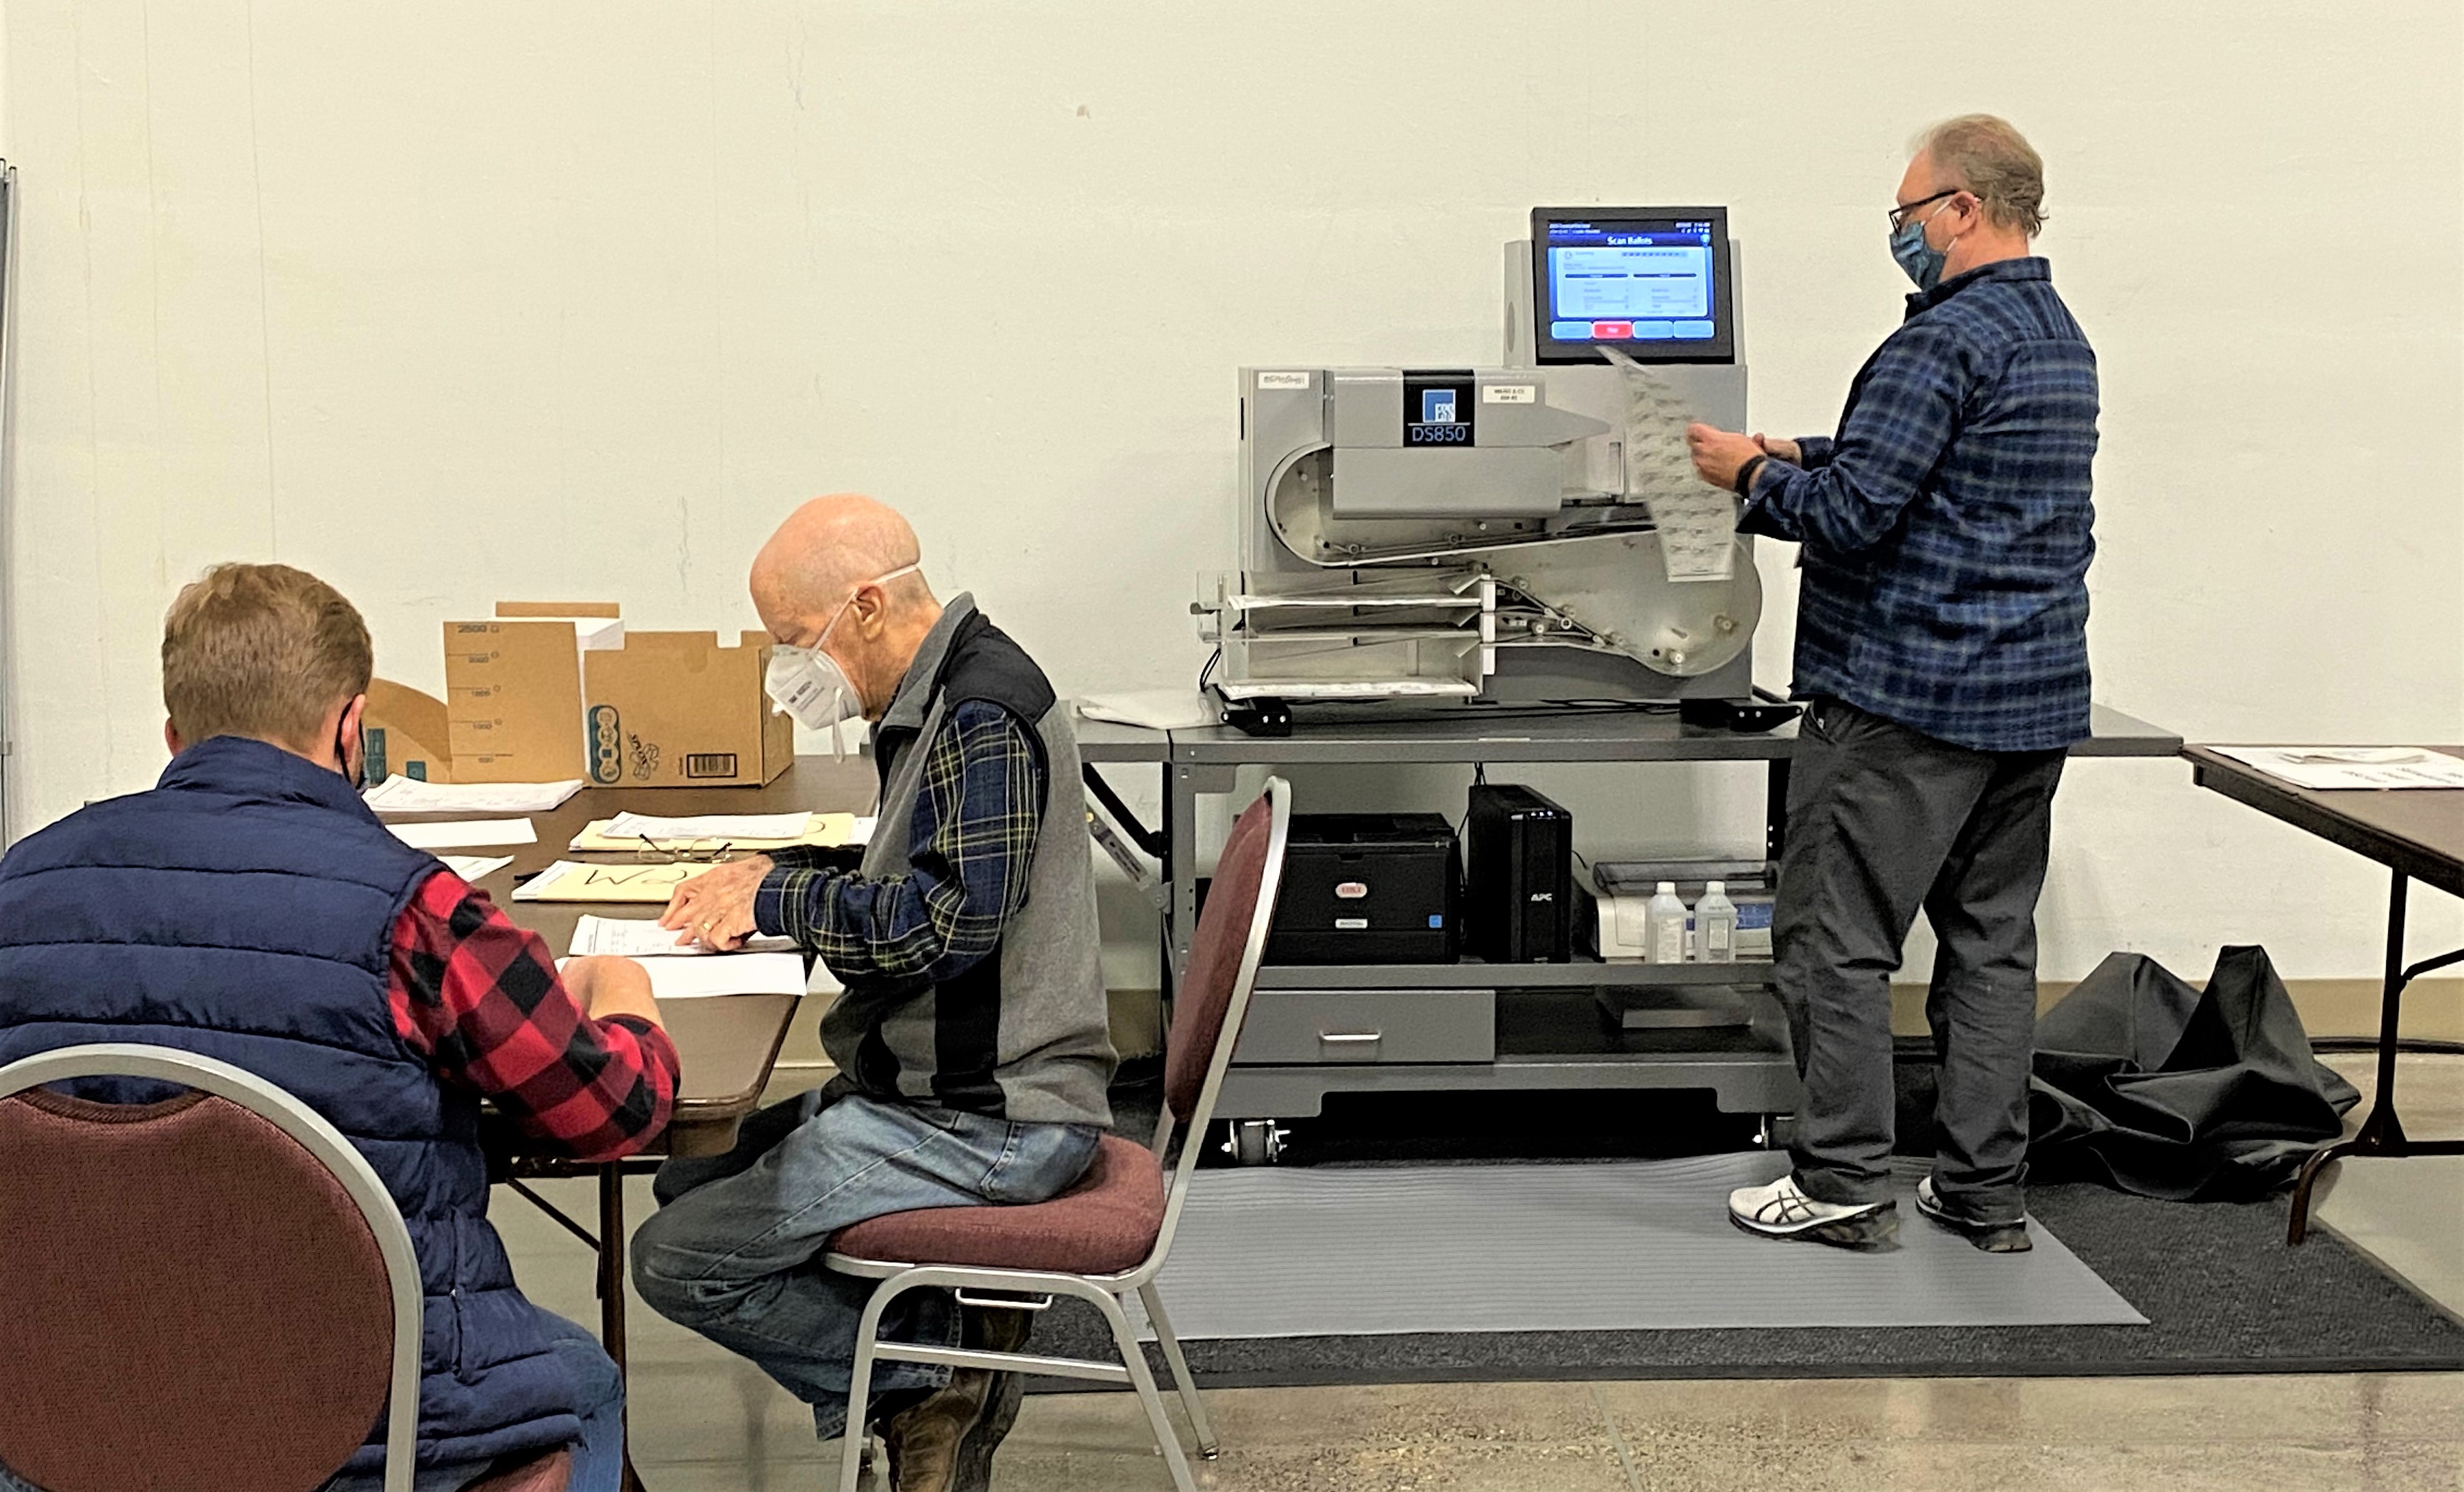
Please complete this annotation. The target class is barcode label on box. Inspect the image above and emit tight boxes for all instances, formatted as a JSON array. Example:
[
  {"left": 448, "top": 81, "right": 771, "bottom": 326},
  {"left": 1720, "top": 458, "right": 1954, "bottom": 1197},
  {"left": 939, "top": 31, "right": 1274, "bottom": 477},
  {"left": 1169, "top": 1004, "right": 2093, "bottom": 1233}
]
[{"left": 684, "top": 753, "right": 739, "bottom": 779}]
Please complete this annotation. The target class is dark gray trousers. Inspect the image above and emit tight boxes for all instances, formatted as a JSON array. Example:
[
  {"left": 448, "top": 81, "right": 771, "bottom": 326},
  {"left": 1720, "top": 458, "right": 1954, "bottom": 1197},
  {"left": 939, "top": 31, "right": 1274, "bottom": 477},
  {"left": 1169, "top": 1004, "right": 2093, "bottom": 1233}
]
[{"left": 1776, "top": 699, "right": 2066, "bottom": 1223}]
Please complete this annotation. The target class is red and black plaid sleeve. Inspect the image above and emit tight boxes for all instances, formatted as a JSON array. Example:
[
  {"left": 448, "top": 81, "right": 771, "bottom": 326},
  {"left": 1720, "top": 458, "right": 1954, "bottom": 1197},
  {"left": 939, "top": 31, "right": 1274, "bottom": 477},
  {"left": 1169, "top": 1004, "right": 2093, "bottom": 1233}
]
[{"left": 389, "top": 869, "right": 679, "bottom": 1162}]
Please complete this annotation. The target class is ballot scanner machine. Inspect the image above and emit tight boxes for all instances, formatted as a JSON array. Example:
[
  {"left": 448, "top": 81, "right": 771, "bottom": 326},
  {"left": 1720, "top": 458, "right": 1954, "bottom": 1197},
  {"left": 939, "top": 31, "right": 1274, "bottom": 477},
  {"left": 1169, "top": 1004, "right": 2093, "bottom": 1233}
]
[
  {"left": 1196, "top": 208, "right": 1771, "bottom": 733},
  {"left": 1172, "top": 210, "right": 1806, "bottom": 1162}
]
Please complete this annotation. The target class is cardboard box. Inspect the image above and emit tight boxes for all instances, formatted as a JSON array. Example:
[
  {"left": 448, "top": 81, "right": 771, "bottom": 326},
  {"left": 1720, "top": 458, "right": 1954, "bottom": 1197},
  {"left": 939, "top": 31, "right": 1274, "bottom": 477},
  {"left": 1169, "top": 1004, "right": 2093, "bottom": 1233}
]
[
  {"left": 442, "top": 604, "right": 625, "bottom": 784},
  {"left": 582, "top": 631, "right": 793, "bottom": 788},
  {"left": 362, "top": 679, "right": 453, "bottom": 784}
]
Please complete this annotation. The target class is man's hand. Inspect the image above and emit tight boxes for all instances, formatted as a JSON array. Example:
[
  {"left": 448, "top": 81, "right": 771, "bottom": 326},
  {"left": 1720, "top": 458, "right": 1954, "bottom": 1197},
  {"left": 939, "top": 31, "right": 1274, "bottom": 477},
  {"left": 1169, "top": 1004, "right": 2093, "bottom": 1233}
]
[
  {"left": 1687, "top": 423, "right": 1764, "bottom": 491},
  {"left": 657, "top": 854, "right": 775, "bottom": 951},
  {"left": 1753, "top": 433, "right": 1802, "bottom": 464},
  {"left": 561, "top": 954, "right": 664, "bottom": 1029}
]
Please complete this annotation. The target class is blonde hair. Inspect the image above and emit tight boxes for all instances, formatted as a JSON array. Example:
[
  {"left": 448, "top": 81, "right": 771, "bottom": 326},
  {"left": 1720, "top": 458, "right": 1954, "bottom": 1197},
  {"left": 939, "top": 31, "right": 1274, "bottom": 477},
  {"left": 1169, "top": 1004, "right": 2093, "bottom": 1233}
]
[
  {"left": 1916, "top": 114, "right": 2046, "bottom": 237},
  {"left": 162, "top": 563, "right": 372, "bottom": 751}
]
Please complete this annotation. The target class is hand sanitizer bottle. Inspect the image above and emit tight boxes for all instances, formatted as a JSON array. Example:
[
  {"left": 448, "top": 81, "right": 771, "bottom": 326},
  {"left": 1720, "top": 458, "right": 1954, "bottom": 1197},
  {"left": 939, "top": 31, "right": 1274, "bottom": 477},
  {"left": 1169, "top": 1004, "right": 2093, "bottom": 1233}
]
[
  {"left": 1695, "top": 880, "right": 1738, "bottom": 964},
  {"left": 1645, "top": 881, "right": 1690, "bottom": 964}
]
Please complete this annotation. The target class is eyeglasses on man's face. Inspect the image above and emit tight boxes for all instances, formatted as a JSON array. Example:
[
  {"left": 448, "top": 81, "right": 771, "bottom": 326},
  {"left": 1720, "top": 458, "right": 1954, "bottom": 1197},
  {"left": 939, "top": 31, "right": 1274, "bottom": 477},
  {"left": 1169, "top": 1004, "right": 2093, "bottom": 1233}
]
[{"left": 1889, "top": 188, "right": 1967, "bottom": 233}]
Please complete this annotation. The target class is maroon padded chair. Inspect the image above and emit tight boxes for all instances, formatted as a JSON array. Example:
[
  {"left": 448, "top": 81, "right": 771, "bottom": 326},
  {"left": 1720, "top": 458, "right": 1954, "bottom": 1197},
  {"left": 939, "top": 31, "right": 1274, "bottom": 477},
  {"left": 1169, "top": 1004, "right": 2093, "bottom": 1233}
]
[
  {"left": 0, "top": 1044, "right": 430, "bottom": 1492},
  {"left": 823, "top": 777, "right": 1294, "bottom": 1492}
]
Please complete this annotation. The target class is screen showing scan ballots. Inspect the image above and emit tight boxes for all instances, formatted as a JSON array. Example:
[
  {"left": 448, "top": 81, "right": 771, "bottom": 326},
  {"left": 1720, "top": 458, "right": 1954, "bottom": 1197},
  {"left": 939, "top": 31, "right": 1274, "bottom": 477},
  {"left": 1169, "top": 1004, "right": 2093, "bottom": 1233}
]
[{"left": 1543, "top": 219, "right": 1718, "bottom": 346}]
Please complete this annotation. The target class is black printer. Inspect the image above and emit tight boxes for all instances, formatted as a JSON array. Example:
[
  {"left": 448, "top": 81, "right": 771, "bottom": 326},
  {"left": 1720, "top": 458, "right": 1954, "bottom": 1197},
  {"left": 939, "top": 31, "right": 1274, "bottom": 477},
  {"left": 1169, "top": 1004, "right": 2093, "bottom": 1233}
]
[{"left": 1265, "top": 813, "right": 1461, "bottom": 965}]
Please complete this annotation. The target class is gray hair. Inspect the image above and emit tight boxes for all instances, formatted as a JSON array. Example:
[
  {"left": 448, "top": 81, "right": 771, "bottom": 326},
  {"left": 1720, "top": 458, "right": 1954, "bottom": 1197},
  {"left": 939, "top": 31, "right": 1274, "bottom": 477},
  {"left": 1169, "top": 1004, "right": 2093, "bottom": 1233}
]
[{"left": 1914, "top": 114, "right": 2046, "bottom": 237}]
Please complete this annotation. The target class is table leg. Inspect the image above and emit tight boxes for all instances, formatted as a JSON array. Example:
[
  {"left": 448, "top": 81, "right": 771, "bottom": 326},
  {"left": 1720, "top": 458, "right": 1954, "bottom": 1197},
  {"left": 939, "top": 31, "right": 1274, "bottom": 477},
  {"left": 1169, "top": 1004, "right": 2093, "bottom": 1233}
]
[
  {"left": 2287, "top": 870, "right": 2464, "bottom": 1243},
  {"left": 598, "top": 1164, "right": 646, "bottom": 1492}
]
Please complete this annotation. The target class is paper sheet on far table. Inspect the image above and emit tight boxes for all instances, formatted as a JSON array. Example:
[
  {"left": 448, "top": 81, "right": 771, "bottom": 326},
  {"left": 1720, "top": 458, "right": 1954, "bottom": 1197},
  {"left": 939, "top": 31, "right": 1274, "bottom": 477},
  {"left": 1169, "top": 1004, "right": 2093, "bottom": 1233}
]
[
  {"left": 513, "top": 859, "right": 705, "bottom": 903},
  {"left": 1603, "top": 347, "right": 1738, "bottom": 582},
  {"left": 2211, "top": 746, "right": 2464, "bottom": 790},
  {"left": 569, "top": 812, "right": 857, "bottom": 852},
  {"left": 567, "top": 914, "right": 795, "bottom": 958},
  {"left": 556, "top": 950, "right": 811, "bottom": 1000},
  {"left": 367, "top": 777, "right": 585, "bottom": 814},
  {"left": 389, "top": 818, "right": 536, "bottom": 850},
  {"left": 440, "top": 854, "right": 515, "bottom": 882}
]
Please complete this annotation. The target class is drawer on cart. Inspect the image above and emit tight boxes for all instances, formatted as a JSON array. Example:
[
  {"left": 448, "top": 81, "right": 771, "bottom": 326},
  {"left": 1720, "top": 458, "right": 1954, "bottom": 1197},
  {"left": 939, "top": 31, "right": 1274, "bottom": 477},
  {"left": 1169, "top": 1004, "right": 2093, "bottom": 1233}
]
[{"left": 1232, "top": 988, "right": 1496, "bottom": 1065}]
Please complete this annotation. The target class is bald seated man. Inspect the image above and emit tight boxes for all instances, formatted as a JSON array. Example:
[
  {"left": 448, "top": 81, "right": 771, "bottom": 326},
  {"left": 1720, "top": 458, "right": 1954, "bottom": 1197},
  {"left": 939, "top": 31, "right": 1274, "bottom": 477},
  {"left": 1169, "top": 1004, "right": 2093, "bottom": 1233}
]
[{"left": 632, "top": 495, "right": 1116, "bottom": 1492}]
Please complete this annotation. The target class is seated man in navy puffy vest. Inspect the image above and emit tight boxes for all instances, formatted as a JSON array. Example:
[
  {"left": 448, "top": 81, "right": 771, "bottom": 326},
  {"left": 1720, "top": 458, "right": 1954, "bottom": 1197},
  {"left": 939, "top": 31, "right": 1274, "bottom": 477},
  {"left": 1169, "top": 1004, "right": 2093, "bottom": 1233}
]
[{"left": 0, "top": 563, "right": 680, "bottom": 1492}]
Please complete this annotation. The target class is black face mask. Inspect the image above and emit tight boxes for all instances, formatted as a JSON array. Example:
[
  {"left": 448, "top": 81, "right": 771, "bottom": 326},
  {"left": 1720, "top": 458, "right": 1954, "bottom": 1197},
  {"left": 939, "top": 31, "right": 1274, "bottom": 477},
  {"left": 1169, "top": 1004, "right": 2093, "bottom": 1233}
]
[{"left": 337, "top": 718, "right": 367, "bottom": 791}]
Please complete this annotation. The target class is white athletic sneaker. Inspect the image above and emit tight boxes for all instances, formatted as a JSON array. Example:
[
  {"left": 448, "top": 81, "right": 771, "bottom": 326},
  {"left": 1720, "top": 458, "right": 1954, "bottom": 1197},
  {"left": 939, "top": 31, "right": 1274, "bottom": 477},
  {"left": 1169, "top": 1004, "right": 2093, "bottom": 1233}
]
[{"left": 1727, "top": 1174, "right": 1899, "bottom": 1248}]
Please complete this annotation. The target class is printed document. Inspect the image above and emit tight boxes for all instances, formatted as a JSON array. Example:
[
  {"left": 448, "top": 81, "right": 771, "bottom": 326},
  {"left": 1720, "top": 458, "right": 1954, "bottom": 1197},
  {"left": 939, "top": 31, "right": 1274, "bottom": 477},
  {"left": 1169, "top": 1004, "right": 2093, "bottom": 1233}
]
[
  {"left": 567, "top": 914, "right": 795, "bottom": 957},
  {"left": 556, "top": 950, "right": 811, "bottom": 1000},
  {"left": 367, "top": 777, "right": 585, "bottom": 814},
  {"left": 2211, "top": 746, "right": 2464, "bottom": 790},
  {"left": 1604, "top": 348, "right": 1736, "bottom": 582},
  {"left": 603, "top": 811, "right": 815, "bottom": 841},
  {"left": 389, "top": 818, "right": 537, "bottom": 850},
  {"left": 440, "top": 854, "right": 515, "bottom": 882}
]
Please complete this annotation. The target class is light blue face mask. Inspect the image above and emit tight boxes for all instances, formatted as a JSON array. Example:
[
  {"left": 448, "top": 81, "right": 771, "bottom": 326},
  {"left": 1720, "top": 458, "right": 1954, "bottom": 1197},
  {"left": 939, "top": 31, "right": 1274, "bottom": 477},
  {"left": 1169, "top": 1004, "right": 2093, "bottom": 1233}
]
[{"left": 1890, "top": 214, "right": 1947, "bottom": 292}]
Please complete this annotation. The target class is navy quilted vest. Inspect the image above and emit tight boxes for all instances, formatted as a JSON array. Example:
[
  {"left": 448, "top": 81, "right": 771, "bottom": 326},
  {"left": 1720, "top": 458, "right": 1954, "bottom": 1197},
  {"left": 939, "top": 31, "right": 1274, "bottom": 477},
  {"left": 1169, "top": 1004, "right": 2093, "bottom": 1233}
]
[{"left": 0, "top": 737, "right": 579, "bottom": 1473}]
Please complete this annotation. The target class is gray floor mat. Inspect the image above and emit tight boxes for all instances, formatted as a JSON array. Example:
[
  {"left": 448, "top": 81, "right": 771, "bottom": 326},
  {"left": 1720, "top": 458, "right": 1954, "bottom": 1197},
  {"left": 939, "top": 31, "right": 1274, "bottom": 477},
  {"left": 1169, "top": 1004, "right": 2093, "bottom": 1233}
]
[{"left": 1149, "top": 1152, "right": 2144, "bottom": 1338}]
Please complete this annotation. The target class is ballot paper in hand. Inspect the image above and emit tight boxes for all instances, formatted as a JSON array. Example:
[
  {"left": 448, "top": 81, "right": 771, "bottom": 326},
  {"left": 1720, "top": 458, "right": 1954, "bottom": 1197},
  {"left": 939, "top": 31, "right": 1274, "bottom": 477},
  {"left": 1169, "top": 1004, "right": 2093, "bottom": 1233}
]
[
  {"left": 440, "top": 854, "right": 515, "bottom": 882},
  {"left": 389, "top": 818, "right": 536, "bottom": 850},
  {"left": 1602, "top": 347, "right": 1737, "bottom": 582},
  {"left": 556, "top": 951, "right": 811, "bottom": 1000},
  {"left": 366, "top": 777, "right": 584, "bottom": 814},
  {"left": 568, "top": 914, "right": 795, "bottom": 957}
]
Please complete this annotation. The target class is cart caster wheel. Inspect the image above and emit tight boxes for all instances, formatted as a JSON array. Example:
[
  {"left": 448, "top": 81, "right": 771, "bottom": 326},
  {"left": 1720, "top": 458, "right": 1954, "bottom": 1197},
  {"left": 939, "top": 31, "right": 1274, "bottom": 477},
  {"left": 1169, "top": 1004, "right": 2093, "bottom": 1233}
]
[
  {"left": 1221, "top": 1119, "right": 1289, "bottom": 1165},
  {"left": 1754, "top": 1113, "right": 1797, "bottom": 1151}
]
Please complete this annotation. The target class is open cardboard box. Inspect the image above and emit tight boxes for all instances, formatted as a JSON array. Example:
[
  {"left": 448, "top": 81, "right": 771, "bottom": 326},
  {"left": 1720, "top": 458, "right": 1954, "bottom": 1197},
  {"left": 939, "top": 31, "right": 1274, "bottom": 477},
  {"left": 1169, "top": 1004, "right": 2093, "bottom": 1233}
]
[
  {"left": 440, "top": 602, "right": 790, "bottom": 788},
  {"left": 363, "top": 678, "right": 454, "bottom": 784},
  {"left": 584, "top": 628, "right": 794, "bottom": 788}
]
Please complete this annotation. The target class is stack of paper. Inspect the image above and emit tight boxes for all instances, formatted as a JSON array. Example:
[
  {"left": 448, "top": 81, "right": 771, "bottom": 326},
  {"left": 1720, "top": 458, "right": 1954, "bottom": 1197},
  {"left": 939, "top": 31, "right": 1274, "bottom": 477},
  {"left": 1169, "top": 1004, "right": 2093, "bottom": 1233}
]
[
  {"left": 367, "top": 777, "right": 585, "bottom": 813},
  {"left": 557, "top": 950, "right": 811, "bottom": 1000},
  {"left": 2211, "top": 746, "right": 2464, "bottom": 791},
  {"left": 567, "top": 914, "right": 795, "bottom": 957}
]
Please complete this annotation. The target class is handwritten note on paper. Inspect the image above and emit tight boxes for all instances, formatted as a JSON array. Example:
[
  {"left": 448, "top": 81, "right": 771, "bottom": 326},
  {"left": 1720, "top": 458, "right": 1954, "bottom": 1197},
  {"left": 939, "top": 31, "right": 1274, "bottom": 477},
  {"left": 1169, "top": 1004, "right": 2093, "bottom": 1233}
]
[
  {"left": 1602, "top": 348, "right": 1736, "bottom": 582},
  {"left": 512, "top": 859, "right": 706, "bottom": 903}
]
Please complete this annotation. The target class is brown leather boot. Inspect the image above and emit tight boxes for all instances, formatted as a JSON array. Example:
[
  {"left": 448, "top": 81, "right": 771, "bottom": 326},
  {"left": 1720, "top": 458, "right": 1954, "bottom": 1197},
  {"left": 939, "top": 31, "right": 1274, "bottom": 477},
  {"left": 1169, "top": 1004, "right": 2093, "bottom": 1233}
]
[{"left": 880, "top": 1305, "right": 1033, "bottom": 1492}]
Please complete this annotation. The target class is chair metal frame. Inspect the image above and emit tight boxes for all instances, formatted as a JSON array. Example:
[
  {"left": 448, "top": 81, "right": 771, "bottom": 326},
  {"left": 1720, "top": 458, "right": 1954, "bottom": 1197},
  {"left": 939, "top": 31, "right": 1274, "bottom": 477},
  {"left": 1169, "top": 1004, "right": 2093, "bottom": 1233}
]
[
  {"left": 0, "top": 1042, "right": 425, "bottom": 1492},
  {"left": 824, "top": 776, "right": 1293, "bottom": 1492}
]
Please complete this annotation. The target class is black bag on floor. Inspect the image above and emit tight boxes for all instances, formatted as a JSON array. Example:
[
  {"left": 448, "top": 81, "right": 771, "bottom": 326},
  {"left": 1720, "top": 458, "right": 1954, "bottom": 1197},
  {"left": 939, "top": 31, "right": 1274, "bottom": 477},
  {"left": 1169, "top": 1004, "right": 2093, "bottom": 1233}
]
[{"left": 2025, "top": 945, "right": 2360, "bottom": 1200}]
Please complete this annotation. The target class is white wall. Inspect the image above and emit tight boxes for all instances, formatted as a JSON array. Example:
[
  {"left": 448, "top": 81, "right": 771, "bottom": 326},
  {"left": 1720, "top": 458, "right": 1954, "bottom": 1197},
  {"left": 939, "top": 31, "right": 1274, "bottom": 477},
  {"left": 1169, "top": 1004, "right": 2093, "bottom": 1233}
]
[{"left": 4, "top": 1, "right": 2459, "bottom": 983}]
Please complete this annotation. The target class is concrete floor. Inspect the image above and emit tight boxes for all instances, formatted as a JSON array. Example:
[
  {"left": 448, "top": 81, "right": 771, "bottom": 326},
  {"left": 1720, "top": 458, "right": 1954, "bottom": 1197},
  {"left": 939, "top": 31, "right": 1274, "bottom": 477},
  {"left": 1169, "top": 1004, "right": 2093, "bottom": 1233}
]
[{"left": 498, "top": 1051, "right": 2464, "bottom": 1491}]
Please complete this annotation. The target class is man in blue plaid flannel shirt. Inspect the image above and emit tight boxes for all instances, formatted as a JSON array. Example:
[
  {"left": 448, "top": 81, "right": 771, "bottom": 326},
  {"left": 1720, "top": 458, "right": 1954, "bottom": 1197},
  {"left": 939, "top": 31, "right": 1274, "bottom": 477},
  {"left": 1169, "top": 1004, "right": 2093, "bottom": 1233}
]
[{"left": 1688, "top": 116, "right": 2098, "bottom": 1255}]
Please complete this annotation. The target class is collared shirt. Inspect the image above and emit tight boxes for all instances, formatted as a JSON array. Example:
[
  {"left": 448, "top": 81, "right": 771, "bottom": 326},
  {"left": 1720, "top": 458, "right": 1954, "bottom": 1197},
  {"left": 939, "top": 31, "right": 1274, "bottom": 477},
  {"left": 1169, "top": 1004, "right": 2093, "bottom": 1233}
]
[
  {"left": 389, "top": 869, "right": 679, "bottom": 1162},
  {"left": 1739, "top": 256, "right": 2100, "bottom": 753},
  {"left": 752, "top": 699, "right": 1046, "bottom": 983}
]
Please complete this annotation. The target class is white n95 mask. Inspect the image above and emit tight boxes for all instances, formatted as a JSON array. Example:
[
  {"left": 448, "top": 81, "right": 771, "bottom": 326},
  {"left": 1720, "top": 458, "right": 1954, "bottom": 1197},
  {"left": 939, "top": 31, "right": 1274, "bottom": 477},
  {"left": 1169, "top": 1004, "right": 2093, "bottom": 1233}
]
[
  {"left": 760, "top": 563, "right": 921, "bottom": 751},
  {"left": 764, "top": 644, "right": 856, "bottom": 734}
]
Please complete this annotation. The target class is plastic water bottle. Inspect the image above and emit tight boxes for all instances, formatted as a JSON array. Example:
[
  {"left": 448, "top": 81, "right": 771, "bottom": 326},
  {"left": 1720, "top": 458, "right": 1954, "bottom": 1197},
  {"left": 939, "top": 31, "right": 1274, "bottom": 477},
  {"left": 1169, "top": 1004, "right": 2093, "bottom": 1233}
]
[
  {"left": 1645, "top": 881, "right": 1690, "bottom": 964},
  {"left": 1695, "top": 880, "right": 1738, "bottom": 964}
]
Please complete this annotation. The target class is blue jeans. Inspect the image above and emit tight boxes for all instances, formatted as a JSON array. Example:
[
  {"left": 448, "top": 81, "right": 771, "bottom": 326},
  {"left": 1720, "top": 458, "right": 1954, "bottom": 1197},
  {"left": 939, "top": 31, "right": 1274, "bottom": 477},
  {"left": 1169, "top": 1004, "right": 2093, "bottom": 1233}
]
[
  {"left": 632, "top": 1080, "right": 1100, "bottom": 1440},
  {"left": 0, "top": 1308, "right": 622, "bottom": 1492}
]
